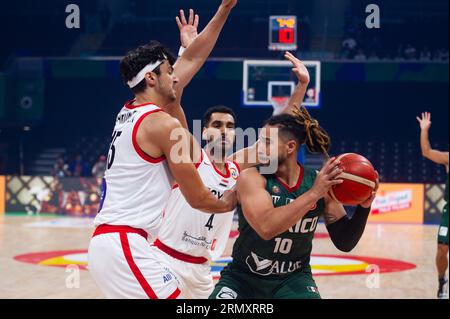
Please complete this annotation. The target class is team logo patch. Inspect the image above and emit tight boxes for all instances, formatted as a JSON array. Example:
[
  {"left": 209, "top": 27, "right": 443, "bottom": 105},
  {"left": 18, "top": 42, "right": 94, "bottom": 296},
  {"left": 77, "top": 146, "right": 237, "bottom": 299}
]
[
  {"left": 272, "top": 185, "right": 281, "bottom": 194},
  {"left": 13, "top": 251, "right": 416, "bottom": 278},
  {"left": 230, "top": 167, "right": 239, "bottom": 180},
  {"left": 216, "top": 287, "right": 238, "bottom": 299}
]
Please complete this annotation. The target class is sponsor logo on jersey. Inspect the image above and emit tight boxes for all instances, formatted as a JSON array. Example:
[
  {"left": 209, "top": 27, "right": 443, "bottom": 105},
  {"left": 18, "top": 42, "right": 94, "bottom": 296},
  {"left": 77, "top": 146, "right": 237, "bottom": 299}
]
[
  {"left": 163, "top": 273, "right": 173, "bottom": 283},
  {"left": 216, "top": 287, "right": 238, "bottom": 299},
  {"left": 181, "top": 231, "right": 213, "bottom": 249},
  {"left": 245, "top": 252, "right": 303, "bottom": 276}
]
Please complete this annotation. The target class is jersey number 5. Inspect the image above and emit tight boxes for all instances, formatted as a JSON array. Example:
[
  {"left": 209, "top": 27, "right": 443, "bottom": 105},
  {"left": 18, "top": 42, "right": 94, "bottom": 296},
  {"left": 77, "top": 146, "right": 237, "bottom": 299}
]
[{"left": 107, "top": 131, "right": 122, "bottom": 170}]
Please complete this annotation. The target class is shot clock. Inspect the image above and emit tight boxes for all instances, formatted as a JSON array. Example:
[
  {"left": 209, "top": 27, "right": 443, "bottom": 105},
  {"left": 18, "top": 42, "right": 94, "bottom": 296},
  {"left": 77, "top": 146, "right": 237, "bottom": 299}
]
[{"left": 269, "top": 15, "right": 298, "bottom": 51}]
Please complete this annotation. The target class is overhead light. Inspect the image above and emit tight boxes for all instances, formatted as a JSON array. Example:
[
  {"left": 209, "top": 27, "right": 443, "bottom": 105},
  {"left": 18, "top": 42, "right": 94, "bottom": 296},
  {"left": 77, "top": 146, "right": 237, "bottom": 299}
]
[{"left": 23, "top": 126, "right": 31, "bottom": 131}]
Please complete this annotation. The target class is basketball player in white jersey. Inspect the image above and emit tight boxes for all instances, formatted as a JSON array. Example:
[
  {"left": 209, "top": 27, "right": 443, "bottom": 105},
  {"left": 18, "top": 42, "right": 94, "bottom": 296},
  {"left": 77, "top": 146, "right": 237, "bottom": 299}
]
[
  {"left": 149, "top": 106, "right": 240, "bottom": 299},
  {"left": 88, "top": 0, "right": 238, "bottom": 299}
]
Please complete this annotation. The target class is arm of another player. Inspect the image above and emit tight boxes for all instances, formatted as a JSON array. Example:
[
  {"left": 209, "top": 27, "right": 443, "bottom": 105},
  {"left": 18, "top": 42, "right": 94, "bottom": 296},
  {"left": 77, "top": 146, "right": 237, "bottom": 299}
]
[
  {"left": 166, "top": 2, "right": 236, "bottom": 129},
  {"left": 279, "top": 51, "right": 311, "bottom": 115},
  {"left": 238, "top": 158, "right": 343, "bottom": 241},
  {"left": 228, "top": 52, "right": 310, "bottom": 170},
  {"left": 417, "top": 112, "right": 449, "bottom": 166},
  {"left": 173, "top": 0, "right": 237, "bottom": 89},
  {"left": 324, "top": 171, "right": 379, "bottom": 252},
  {"left": 140, "top": 112, "right": 236, "bottom": 214},
  {"left": 163, "top": 9, "right": 199, "bottom": 130}
]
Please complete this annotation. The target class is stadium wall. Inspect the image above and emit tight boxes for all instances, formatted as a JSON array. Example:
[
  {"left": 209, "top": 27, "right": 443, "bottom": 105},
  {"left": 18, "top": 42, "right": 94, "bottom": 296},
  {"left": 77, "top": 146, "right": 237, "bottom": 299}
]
[{"left": 0, "top": 176, "right": 446, "bottom": 224}]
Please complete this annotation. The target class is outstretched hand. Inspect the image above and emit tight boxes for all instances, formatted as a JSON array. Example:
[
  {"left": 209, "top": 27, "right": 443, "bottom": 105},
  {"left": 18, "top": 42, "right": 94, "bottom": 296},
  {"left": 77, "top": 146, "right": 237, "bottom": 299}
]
[
  {"left": 176, "top": 9, "right": 199, "bottom": 48},
  {"left": 221, "top": 0, "right": 238, "bottom": 9},
  {"left": 416, "top": 112, "right": 432, "bottom": 131},
  {"left": 284, "top": 51, "right": 310, "bottom": 85}
]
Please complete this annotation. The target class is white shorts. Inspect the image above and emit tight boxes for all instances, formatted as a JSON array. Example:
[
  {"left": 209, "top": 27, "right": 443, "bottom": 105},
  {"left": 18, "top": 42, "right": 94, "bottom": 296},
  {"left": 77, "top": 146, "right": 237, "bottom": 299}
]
[
  {"left": 88, "top": 225, "right": 181, "bottom": 299},
  {"left": 149, "top": 241, "right": 214, "bottom": 299}
]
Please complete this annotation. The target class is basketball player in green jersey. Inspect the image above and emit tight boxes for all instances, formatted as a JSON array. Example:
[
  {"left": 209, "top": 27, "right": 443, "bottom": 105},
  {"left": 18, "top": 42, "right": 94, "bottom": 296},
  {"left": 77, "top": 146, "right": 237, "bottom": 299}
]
[
  {"left": 210, "top": 108, "right": 379, "bottom": 299},
  {"left": 417, "top": 112, "right": 449, "bottom": 299}
]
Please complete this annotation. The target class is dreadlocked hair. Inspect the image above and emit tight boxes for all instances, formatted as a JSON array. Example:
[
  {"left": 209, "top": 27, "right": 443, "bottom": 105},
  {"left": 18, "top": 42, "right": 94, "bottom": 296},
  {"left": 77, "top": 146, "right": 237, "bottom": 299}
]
[
  {"left": 263, "top": 107, "right": 331, "bottom": 158},
  {"left": 292, "top": 106, "right": 331, "bottom": 157}
]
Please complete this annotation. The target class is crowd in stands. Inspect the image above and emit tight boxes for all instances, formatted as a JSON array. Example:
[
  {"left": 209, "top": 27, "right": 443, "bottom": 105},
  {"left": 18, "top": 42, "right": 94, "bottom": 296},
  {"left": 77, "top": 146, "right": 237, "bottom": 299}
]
[{"left": 52, "top": 154, "right": 106, "bottom": 178}]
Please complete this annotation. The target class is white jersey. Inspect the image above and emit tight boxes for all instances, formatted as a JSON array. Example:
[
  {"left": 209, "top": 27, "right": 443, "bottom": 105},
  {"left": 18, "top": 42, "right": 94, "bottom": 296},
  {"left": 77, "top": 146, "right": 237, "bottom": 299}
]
[
  {"left": 94, "top": 100, "right": 173, "bottom": 237},
  {"left": 156, "top": 149, "right": 240, "bottom": 261}
]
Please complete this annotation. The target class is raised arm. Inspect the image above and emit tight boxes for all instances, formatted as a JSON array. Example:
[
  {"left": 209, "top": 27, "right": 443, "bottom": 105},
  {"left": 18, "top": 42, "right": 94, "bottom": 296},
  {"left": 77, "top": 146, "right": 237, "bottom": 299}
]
[
  {"left": 165, "top": 1, "right": 237, "bottom": 129},
  {"left": 173, "top": 0, "right": 237, "bottom": 89},
  {"left": 323, "top": 171, "right": 379, "bottom": 252},
  {"left": 417, "top": 112, "right": 449, "bottom": 166},
  {"left": 140, "top": 112, "right": 236, "bottom": 213},
  {"left": 238, "top": 158, "right": 343, "bottom": 240},
  {"left": 228, "top": 52, "right": 311, "bottom": 170},
  {"left": 281, "top": 51, "right": 311, "bottom": 115}
]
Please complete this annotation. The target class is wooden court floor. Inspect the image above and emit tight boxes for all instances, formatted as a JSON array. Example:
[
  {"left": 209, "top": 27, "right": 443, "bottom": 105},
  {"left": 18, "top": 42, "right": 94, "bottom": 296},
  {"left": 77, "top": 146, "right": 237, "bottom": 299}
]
[{"left": 0, "top": 215, "right": 447, "bottom": 299}]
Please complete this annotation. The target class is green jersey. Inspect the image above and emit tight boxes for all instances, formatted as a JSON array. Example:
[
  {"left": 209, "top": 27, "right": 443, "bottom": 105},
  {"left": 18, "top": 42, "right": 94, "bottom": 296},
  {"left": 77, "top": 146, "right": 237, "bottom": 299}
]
[{"left": 231, "top": 165, "right": 326, "bottom": 278}]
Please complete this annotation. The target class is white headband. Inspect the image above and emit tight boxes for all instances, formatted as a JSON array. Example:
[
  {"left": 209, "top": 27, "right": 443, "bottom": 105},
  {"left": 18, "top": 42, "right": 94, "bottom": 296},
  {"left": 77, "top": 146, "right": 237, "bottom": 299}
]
[{"left": 127, "top": 59, "right": 165, "bottom": 88}]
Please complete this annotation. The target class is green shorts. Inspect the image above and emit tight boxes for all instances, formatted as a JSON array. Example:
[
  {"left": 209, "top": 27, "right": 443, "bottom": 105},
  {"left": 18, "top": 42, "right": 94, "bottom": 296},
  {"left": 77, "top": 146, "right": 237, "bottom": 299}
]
[
  {"left": 209, "top": 265, "right": 321, "bottom": 299},
  {"left": 438, "top": 203, "right": 449, "bottom": 245}
]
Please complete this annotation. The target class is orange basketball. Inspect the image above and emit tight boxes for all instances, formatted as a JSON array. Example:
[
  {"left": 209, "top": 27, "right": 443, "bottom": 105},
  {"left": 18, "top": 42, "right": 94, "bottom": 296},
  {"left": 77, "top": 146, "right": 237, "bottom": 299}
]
[{"left": 329, "top": 153, "right": 378, "bottom": 206}]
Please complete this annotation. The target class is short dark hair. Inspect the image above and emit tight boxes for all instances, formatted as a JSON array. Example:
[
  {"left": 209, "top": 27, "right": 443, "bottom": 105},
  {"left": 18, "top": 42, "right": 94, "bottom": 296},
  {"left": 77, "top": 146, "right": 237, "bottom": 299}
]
[
  {"left": 203, "top": 106, "right": 237, "bottom": 127},
  {"left": 119, "top": 41, "right": 176, "bottom": 94}
]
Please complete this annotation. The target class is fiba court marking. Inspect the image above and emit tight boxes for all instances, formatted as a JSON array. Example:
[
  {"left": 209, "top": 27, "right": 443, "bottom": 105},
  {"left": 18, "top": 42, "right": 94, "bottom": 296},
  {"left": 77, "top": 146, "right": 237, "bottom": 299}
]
[{"left": 14, "top": 250, "right": 416, "bottom": 278}]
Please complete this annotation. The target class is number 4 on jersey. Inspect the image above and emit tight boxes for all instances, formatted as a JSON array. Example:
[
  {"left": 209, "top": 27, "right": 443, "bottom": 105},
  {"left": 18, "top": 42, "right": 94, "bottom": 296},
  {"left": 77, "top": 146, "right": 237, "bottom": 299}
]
[{"left": 205, "top": 214, "right": 215, "bottom": 231}]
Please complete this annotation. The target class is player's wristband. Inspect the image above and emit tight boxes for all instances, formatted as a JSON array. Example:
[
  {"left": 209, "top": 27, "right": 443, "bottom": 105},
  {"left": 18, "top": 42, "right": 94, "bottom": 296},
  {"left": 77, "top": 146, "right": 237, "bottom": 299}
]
[{"left": 178, "top": 46, "right": 186, "bottom": 57}]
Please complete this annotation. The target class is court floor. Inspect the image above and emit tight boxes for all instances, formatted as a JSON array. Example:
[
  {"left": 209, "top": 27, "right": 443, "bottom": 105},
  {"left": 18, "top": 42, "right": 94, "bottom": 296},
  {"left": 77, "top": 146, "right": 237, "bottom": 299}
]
[{"left": 0, "top": 214, "right": 447, "bottom": 299}]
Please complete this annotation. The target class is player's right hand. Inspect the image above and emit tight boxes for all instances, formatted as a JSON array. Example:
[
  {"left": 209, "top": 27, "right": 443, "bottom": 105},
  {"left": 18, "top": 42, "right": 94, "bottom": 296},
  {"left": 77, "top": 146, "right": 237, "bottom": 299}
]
[
  {"left": 222, "top": 188, "right": 238, "bottom": 211},
  {"left": 310, "top": 157, "right": 343, "bottom": 199},
  {"left": 221, "top": 0, "right": 238, "bottom": 9},
  {"left": 416, "top": 112, "right": 432, "bottom": 131}
]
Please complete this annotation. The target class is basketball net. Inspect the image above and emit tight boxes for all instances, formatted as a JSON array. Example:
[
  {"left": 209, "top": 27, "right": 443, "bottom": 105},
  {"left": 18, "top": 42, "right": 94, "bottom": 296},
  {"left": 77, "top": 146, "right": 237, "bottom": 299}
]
[{"left": 271, "top": 96, "right": 290, "bottom": 116}]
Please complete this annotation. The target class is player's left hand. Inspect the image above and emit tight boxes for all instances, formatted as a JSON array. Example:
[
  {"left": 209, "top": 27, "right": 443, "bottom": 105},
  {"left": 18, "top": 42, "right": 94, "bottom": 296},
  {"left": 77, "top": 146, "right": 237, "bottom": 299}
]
[
  {"left": 284, "top": 51, "right": 310, "bottom": 85},
  {"left": 359, "top": 170, "right": 379, "bottom": 208},
  {"left": 176, "top": 9, "right": 199, "bottom": 48}
]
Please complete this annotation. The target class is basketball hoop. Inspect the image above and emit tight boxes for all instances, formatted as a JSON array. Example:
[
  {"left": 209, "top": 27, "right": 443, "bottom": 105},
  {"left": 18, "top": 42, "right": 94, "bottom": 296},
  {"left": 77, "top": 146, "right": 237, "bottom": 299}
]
[{"left": 271, "top": 96, "right": 290, "bottom": 115}]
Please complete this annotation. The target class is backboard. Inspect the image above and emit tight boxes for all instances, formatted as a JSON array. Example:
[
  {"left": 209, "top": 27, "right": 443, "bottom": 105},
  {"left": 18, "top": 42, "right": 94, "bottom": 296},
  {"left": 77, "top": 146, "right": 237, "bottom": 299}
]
[{"left": 242, "top": 60, "right": 321, "bottom": 109}]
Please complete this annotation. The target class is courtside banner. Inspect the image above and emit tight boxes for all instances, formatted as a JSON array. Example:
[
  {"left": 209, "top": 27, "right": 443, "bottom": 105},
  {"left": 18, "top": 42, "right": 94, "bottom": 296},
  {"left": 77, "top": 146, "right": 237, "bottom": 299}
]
[
  {"left": 0, "top": 176, "right": 5, "bottom": 214},
  {"left": 5, "top": 176, "right": 101, "bottom": 216},
  {"left": 368, "top": 183, "right": 424, "bottom": 224},
  {"left": 424, "top": 183, "right": 446, "bottom": 224}
]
